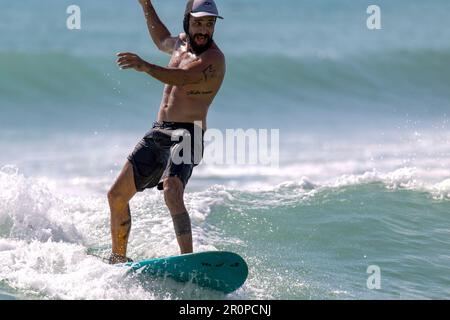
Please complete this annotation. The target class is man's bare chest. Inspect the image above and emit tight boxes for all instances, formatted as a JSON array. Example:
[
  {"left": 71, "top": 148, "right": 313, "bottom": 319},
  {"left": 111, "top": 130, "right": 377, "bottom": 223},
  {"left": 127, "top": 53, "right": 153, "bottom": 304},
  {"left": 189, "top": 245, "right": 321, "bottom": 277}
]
[{"left": 168, "top": 47, "right": 198, "bottom": 69}]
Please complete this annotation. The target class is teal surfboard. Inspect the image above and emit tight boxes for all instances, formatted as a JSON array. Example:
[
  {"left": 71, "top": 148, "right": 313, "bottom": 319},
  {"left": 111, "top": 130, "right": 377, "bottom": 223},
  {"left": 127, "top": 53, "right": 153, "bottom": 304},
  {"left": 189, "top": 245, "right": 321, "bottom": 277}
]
[{"left": 124, "top": 251, "right": 248, "bottom": 294}]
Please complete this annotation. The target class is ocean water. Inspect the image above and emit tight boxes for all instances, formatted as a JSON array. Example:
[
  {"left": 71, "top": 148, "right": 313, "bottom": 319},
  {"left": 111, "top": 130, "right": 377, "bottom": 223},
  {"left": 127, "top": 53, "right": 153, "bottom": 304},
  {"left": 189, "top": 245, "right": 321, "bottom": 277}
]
[{"left": 1, "top": 0, "right": 450, "bottom": 300}]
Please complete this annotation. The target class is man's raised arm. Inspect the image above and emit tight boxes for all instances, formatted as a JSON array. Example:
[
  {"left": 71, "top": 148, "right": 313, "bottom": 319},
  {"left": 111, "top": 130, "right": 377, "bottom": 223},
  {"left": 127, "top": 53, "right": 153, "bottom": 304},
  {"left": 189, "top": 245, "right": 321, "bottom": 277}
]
[{"left": 139, "top": 0, "right": 178, "bottom": 54}]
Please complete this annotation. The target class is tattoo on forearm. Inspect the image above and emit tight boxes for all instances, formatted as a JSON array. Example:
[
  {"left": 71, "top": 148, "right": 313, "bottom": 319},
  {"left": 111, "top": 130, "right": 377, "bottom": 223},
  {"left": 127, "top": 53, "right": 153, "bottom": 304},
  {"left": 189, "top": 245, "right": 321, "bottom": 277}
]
[
  {"left": 147, "top": 63, "right": 214, "bottom": 86},
  {"left": 202, "top": 65, "right": 216, "bottom": 82}
]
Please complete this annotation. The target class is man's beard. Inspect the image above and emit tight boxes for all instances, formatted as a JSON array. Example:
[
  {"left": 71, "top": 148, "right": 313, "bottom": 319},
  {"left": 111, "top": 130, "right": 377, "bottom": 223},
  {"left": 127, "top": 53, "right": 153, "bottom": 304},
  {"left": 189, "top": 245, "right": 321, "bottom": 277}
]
[{"left": 188, "top": 33, "right": 213, "bottom": 55}]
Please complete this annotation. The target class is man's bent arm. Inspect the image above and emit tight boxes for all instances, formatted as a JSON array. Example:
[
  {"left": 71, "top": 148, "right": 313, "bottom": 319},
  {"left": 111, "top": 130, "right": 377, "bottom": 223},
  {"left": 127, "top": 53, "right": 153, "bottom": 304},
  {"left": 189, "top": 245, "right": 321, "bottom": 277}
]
[
  {"left": 142, "top": 51, "right": 224, "bottom": 86},
  {"left": 143, "top": 63, "right": 204, "bottom": 87},
  {"left": 116, "top": 51, "right": 225, "bottom": 86},
  {"left": 140, "top": 0, "right": 177, "bottom": 54}
]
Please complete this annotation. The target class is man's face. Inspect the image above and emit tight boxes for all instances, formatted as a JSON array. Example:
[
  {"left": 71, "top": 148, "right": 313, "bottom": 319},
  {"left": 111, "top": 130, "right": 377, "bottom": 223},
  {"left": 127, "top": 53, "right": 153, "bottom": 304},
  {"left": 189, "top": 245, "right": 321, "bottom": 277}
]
[{"left": 188, "top": 16, "right": 216, "bottom": 50}]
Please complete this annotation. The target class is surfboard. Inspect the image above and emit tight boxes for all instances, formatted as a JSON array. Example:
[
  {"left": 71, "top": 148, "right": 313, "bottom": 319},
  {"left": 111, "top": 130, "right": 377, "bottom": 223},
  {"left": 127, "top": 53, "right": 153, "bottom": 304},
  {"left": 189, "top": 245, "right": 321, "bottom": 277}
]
[{"left": 124, "top": 251, "right": 248, "bottom": 294}]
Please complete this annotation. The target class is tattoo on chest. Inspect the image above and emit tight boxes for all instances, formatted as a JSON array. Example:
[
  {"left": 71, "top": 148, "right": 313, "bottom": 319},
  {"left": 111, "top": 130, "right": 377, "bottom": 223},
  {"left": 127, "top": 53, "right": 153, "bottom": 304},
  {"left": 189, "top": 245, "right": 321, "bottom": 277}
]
[{"left": 187, "top": 90, "right": 213, "bottom": 96}]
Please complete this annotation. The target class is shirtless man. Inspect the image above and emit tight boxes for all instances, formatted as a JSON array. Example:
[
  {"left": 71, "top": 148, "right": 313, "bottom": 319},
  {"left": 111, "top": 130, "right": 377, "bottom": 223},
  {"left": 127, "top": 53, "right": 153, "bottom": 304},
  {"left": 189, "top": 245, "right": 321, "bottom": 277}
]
[{"left": 107, "top": 0, "right": 225, "bottom": 264}]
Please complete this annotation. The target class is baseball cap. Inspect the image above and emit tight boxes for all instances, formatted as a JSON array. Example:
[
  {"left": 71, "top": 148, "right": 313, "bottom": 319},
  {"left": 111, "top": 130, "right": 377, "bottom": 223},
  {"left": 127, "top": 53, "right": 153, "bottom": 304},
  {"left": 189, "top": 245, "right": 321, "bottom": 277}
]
[{"left": 185, "top": 0, "right": 224, "bottom": 19}]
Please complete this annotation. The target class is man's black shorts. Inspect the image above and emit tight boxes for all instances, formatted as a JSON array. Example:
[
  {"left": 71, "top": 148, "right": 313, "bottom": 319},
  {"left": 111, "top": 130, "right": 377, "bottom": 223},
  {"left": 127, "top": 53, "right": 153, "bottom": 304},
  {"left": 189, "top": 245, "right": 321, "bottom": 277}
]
[{"left": 127, "top": 121, "right": 205, "bottom": 192}]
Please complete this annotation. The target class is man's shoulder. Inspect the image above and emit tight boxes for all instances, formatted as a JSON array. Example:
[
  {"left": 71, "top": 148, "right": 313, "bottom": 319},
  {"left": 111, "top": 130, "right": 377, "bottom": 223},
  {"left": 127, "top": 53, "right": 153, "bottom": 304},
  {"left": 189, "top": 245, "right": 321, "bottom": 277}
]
[{"left": 202, "top": 45, "right": 225, "bottom": 64}]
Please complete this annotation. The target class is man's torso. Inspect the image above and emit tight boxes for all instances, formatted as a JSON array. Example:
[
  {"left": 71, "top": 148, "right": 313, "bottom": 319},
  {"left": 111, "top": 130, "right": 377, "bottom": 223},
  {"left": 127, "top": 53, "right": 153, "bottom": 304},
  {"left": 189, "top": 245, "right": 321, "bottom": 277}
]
[{"left": 157, "top": 34, "right": 225, "bottom": 129}]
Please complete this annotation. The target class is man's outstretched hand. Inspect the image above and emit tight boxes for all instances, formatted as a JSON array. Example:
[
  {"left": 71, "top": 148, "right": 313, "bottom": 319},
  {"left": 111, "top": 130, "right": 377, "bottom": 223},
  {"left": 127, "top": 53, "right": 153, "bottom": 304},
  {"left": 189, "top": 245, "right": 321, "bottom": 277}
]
[{"left": 116, "top": 52, "right": 149, "bottom": 72}]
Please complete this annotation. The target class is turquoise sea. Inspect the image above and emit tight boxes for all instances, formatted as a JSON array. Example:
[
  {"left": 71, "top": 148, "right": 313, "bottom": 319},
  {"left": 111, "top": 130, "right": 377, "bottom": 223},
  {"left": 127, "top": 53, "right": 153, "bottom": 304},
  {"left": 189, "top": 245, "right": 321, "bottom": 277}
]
[{"left": 1, "top": 0, "right": 449, "bottom": 299}]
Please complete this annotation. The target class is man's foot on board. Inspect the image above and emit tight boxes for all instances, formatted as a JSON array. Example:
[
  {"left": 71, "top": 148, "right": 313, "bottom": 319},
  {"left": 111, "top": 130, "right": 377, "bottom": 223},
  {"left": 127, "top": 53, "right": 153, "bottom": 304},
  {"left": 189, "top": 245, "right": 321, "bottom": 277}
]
[{"left": 108, "top": 253, "right": 134, "bottom": 265}]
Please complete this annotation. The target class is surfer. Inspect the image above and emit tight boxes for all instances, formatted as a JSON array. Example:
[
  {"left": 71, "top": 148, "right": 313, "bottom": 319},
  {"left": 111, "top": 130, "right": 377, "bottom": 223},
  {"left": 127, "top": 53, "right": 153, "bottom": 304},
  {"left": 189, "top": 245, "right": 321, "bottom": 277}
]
[{"left": 107, "top": 0, "right": 225, "bottom": 264}]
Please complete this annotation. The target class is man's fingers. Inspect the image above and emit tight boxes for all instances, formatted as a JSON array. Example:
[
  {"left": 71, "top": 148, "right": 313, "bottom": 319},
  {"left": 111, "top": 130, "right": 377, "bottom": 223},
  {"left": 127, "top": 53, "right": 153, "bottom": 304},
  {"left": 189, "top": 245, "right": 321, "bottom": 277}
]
[
  {"left": 116, "top": 52, "right": 137, "bottom": 57},
  {"left": 117, "top": 56, "right": 139, "bottom": 67},
  {"left": 117, "top": 56, "right": 133, "bottom": 64},
  {"left": 120, "top": 64, "right": 134, "bottom": 70},
  {"left": 118, "top": 62, "right": 135, "bottom": 69},
  {"left": 117, "top": 61, "right": 130, "bottom": 68}
]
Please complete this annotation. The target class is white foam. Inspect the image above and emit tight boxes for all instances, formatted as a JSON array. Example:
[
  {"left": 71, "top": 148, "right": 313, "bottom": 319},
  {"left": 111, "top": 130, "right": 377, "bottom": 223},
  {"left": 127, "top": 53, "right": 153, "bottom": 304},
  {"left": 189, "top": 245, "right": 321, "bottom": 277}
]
[
  {"left": 0, "top": 239, "right": 156, "bottom": 300},
  {"left": 330, "top": 167, "right": 419, "bottom": 190},
  {"left": 0, "top": 167, "right": 84, "bottom": 243},
  {"left": 429, "top": 179, "right": 450, "bottom": 200}
]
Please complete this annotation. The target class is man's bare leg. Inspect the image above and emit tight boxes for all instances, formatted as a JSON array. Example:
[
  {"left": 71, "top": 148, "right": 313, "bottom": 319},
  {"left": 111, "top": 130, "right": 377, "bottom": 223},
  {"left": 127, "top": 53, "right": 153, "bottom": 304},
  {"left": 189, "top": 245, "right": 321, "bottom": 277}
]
[
  {"left": 107, "top": 161, "right": 137, "bottom": 263},
  {"left": 163, "top": 177, "right": 193, "bottom": 254}
]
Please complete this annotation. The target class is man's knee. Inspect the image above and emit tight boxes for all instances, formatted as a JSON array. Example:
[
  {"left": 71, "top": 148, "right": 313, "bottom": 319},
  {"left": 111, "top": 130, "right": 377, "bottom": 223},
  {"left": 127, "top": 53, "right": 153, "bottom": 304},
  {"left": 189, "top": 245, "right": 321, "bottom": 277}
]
[
  {"left": 108, "top": 162, "right": 136, "bottom": 206},
  {"left": 163, "top": 177, "right": 184, "bottom": 208},
  {"left": 108, "top": 187, "right": 130, "bottom": 209}
]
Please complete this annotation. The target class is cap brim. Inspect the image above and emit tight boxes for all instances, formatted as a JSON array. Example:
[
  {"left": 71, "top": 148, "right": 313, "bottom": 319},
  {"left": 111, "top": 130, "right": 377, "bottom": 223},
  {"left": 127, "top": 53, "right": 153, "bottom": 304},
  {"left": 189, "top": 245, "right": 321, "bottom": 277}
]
[{"left": 190, "top": 12, "right": 224, "bottom": 19}]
